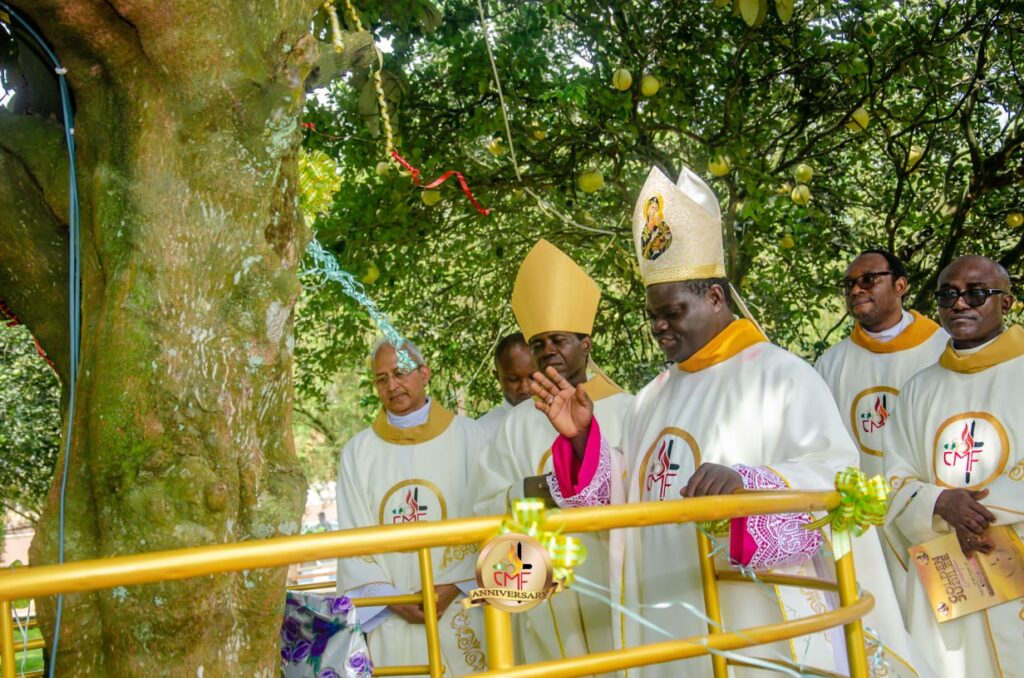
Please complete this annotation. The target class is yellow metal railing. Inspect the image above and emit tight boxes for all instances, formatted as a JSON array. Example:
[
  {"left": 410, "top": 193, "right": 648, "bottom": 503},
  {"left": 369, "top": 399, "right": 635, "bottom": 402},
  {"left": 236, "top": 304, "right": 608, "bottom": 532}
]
[{"left": 0, "top": 490, "right": 873, "bottom": 678}]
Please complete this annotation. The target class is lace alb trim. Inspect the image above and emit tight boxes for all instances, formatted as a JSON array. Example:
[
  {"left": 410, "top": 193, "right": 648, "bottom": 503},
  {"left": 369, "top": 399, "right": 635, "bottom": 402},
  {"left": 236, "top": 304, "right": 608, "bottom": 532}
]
[
  {"left": 734, "top": 464, "right": 822, "bottom": 570},
  {"left": 548, "top": 435, "right": 612, "bottom": 507}
]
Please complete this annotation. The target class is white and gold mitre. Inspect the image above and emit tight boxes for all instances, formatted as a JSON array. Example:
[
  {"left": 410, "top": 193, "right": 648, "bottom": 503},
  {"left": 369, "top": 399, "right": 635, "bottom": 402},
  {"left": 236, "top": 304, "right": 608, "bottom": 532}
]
[
  {"left": 511, "top": 239, "right": 600, "bottom": 341},
  {"left": 632, "top": 165, "right": 725, "bottom": 286}
]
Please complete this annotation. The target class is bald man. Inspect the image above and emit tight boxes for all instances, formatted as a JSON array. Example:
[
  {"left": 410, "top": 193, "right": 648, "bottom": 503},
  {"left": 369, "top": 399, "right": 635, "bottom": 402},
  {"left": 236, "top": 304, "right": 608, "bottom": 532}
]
[{"left": 883, "top": 255, "right": 1024, "bottom": 677}]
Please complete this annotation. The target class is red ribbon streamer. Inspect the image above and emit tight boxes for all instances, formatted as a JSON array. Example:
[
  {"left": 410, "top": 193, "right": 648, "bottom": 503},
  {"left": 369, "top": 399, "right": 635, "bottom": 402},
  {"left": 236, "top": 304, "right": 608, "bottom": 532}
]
[{"left": 391, "top": 151, "right": 490, "bottom": 216}]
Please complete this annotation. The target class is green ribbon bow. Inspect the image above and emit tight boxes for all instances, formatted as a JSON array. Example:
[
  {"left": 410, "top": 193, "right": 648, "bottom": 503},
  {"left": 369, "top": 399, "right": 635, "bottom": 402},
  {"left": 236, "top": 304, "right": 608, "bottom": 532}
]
[
  {"left": 805, "top": 467, "right": 890, "bottom": 560},
  {"left": 501, "top": 498, "right": 588, "bottom": 587}
]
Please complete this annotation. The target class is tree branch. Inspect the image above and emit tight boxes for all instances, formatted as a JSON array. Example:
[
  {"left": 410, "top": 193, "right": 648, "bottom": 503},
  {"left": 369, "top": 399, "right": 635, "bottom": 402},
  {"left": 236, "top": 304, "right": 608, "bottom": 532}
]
[{"left": 0, "top": 114, "right": 70, "bottom": 379}]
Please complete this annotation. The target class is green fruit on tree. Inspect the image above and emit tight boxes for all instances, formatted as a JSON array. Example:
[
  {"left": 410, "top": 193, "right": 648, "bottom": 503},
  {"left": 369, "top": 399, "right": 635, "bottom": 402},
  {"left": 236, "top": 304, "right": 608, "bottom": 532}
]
[
  {"left": 641, "top": 74, "right": 660, "bottom": 97},
  {"left": 775, "top": 0, "right": 794, "bottom": 23},
  {"left": 708, "top": 155, "right": 732, "bottom": 177},
  {"left": 1007, "top": 212, "right": 1024, "bottom": 229},
  {"left": 847, "top": 107, "right": 870, "bottom": 133},
  {"left": 361, "top": 262, "right": 381, "bottom": 284},
  {"left": 790, "top": 184, "right": 811, "bottom": 205},
  {"left": 532, "top": 128, "right": 546, "bottom": 141},
  {"left": 780, "top": 234, "right": 796, "bottom": 249},
  {"left": 906, "top": 146, "right": 924, "bottom": 172},
  {"left": 487, "top": 137, "right": 506, "bottom": 156},
  {"left": 375, "top": 161, "right": 390, "bottom": 176},
  {"left": 612, "top": 68, "right": 632, "bottom": 91},
  {"left": 794, "top": 163, "right": 813, "bottom": 183},
  {"left": 739, "top": 0, "right": 768, "bottom": 27},
  {"left": 578, "top": 170, "right": 605, "bottom": 193},
  {"left": 421, "top": 189, "right": 442, "bottom": 206},
  {"left": 777, "top": 181, "right": 793, "bottom": 195}
]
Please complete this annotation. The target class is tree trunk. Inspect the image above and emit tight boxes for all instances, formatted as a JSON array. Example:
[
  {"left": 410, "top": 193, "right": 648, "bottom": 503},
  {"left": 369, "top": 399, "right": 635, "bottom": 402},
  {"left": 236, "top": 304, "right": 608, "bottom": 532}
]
[{"left": 0, "top": 1, "right": 324, "bottom": 673}]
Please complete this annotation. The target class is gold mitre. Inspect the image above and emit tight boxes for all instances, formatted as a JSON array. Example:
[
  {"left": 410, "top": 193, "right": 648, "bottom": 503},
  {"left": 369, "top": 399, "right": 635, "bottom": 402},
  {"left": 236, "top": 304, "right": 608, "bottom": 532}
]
[
  {"left": 633, "top": 164, "right": 725, "bottom": 286},
  {"left": 511, "top": 239, "right": 600, "bottom": 340}
]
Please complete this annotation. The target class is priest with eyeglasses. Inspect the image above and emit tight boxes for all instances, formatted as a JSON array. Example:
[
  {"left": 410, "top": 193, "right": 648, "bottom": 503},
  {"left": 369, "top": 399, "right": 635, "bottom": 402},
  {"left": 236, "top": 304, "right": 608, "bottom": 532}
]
[
  {"left": 883, "top": 255, "right": 1024, "bottom": 678},
  {"left": 815, "top": 249, "right": 948, "bottom": 605}
]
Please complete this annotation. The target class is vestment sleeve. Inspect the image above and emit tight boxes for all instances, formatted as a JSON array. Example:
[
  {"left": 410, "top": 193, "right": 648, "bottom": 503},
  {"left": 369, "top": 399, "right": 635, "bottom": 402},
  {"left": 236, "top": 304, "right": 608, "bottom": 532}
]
[
  {"left": 881, "top": 394, "right": 950, "bottom": 548},
  {"left": 758, "top": 362, "right": 857, "bottom": 489},
  {"left": 336, "top": 439, "right": 398, "bottom": 595},
  {"left": 547, "top": 418, "right": 627, "bottom": 508},
  {"left": 468, "top": 414, "right": 529, "bottom": 517}
]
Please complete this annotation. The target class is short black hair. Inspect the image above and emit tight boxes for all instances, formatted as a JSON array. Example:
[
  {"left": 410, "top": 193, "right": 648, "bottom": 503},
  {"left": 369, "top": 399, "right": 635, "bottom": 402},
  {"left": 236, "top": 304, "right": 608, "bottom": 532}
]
[
  {"left": 679, "top": 277, "right": 734, "bottom": 311},
  {"left": 494, "top": 332, "right": 527, "bottom": 365},
  {"left": 859, "top": 248, "right": 908, "bottom": 282}
]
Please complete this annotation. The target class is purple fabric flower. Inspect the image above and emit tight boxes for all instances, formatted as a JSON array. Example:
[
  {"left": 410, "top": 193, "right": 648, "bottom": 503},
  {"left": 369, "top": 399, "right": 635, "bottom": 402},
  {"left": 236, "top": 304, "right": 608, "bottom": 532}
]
[
  {"left": 347, "top": 651, "right": 373, "bottom": 675},
  {"left": 318, "top": 670, "right": 342, "bottom": 678},
  {"left": 281, "top": 638, "right": 312, "bottom": 663},
  {"left": 326, "top": 595, "right": 354, "bottom": 617},
  {"left": 281, "top": 617, "right": 302, "bottom": 643}
]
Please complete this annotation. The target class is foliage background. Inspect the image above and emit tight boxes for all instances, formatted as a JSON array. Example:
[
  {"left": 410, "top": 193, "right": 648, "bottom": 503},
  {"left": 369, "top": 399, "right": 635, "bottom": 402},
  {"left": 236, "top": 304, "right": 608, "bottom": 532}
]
[
  {"left": 0, "top": 323, "right": 59, "bottom": 521},
  {"left": 295, "top": 0, "right": 1024, "bottom": 476},
  {"left": 3, "top": 0, "right": 1023, "bottom": 506}
]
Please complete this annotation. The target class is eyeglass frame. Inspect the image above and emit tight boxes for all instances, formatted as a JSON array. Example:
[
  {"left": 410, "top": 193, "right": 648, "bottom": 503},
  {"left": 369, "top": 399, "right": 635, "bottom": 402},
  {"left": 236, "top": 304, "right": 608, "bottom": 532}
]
[
  {"left": 836, "top": 270, "right": 895, "bottom": 295},
  {"left": 934, "top": 287, "right": 1009, "bottom": 309}
]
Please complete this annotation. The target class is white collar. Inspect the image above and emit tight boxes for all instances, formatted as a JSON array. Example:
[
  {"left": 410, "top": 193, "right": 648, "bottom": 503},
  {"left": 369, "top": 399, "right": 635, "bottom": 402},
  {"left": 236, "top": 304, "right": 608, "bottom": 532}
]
[
  {"left": 386, "top": 398, "right": 431, "bottom": 429},
  {"left": 863, "top": 310, "right": 913, "bottom": 342},
  {"left": 952, "top": 333, "right": 1000, "bottom": 355}
]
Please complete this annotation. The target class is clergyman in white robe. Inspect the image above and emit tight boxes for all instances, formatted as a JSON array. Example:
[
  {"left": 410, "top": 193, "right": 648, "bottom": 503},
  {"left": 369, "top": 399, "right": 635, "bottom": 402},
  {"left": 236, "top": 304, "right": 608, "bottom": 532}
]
[
  {"left": 471, "top": 375, "right": 632, "bottom": 670},
  {"left": 884, "top": 325, "right": 1024, "bottom": 678},
  {"left": 336, "top": 399, "right": 488, "bottom": 674},
  {"left": 547, "top": 320, "right": 929, "bottom": 678},
  {"left": 816, "top": 309, "right": 947, "bottom": 603}
]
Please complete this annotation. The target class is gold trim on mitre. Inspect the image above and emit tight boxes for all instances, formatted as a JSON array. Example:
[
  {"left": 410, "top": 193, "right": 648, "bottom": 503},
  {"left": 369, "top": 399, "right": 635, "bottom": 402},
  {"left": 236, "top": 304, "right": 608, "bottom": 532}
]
[
  {"left": 633, "top": 165, "right": 725, "bottom": 286},
  {"left": 511, "top": 239, "right": 600, "bottom": 340}
]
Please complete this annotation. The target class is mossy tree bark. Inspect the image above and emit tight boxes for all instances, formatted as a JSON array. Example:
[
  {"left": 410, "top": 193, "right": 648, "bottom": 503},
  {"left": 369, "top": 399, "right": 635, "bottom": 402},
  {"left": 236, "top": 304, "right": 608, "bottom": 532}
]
[{"left": 0, "top": 1, "right": 341, "bottom": 673}]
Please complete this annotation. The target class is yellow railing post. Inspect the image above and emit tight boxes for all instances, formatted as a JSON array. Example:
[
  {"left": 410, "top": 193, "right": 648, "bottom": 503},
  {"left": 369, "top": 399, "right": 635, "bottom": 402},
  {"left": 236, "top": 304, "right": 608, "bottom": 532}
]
[
  {"left": 695, "top": 530, "right": 728, "bottom": 678},
  {"left": 1, "top": 600, "right": 15, "bottom": 678},
  {"left": 835, "top": 550, "right": 869, "bottom": 678},
  {"left": 417, "top": 548, "right": 443, "bottom": 678},
  {"left": 483, "top": 605, "right": 514, "bottom": 670}
]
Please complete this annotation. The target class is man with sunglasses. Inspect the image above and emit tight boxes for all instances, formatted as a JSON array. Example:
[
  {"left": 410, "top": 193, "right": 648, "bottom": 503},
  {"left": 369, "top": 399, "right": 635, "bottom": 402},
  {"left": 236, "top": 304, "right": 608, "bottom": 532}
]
[
  {"left": 883, "top": 255, "right": 1024, "bottom": 678},
  {"left": 815, "top": 250, "right": 948, "bottom": 603},
  {"left": 335, "top": 339, "right": 488, "bottom": 674}
]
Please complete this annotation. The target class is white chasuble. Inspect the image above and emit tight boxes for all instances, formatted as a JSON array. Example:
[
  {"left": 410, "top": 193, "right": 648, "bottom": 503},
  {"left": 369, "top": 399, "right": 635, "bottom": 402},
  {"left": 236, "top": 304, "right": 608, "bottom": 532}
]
[
  {"left": 470, "top": 375, "right": 633, "bottom": 672},
  {"left": 336, "top": 402, "right": 488, "bottom": 674},
  {"left": 816, "top": 311, "right": 948, "bottom": 603},
  {"left": 551, "top": 321, "right": 928, "bottom": 678},
  {"left": 476, "top": 399, "right": 513, "bottom": 441},
  {"left": 884, "top": 326, "right": 1024, "bottom": 678}
]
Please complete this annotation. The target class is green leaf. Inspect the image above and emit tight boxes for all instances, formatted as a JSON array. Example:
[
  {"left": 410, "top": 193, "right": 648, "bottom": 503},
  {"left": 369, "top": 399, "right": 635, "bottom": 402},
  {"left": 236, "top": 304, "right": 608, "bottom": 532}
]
[{"left": 775, "top": 0, "right": 794, "bottom": 24}]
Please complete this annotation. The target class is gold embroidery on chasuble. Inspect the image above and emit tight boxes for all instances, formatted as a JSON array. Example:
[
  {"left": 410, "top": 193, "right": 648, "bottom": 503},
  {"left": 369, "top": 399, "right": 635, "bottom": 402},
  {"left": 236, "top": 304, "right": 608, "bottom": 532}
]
[
  {"left": 849, "top": 386, "right": 900, "bottom": 457},
  {"left": 441, "top": 544, "right": 477, "bottom": 568},
  {"left": 378, "top": 479, "right": 448, "bottom": 525},
  {"left": 637, "top": 427, "right": 701, "bottom": 501},
  {"left": 450, "top": 608, "right": 486, "bottom": 671},
  {"left": 931, "top": 412, "right": 1009, "bottom": 490}
]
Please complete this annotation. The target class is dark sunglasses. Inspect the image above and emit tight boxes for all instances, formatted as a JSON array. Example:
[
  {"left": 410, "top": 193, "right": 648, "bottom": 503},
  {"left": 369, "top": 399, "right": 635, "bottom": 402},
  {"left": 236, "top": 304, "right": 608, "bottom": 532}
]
[
  {"left": 934, "top": 288, "right": 1007, "bottom": 309},
  {"left": 837, "top": 271, "right": 893, "bottom": 294}
]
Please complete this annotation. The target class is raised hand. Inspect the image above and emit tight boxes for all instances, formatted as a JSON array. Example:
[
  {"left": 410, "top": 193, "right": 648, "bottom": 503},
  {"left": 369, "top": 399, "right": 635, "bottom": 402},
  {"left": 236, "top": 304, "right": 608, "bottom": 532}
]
[{"left": 528, "top": 366, "right": 594, "bottom": 441}]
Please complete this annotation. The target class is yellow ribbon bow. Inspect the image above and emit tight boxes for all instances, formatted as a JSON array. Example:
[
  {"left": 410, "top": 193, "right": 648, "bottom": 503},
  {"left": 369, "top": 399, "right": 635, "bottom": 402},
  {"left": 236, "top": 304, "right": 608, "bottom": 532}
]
[
  {"left": 805, "top": 467, "right": 890, "bottom": 560},
  {"left": 501, "top": 499, "right": 588, "bottom": 587}
]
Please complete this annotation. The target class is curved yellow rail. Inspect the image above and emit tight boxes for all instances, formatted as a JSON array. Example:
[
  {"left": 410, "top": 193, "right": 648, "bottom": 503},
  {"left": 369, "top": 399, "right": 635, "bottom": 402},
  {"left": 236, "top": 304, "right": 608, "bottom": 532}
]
[
  {"left": 0, "top": 490, "right": 838, "bottom": 600},
  {"left": 475, "top": 593, "right": 875, "bottom": 677},
  {"left": 1, "top": 490, "right": 870, "bottom": 678}
]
